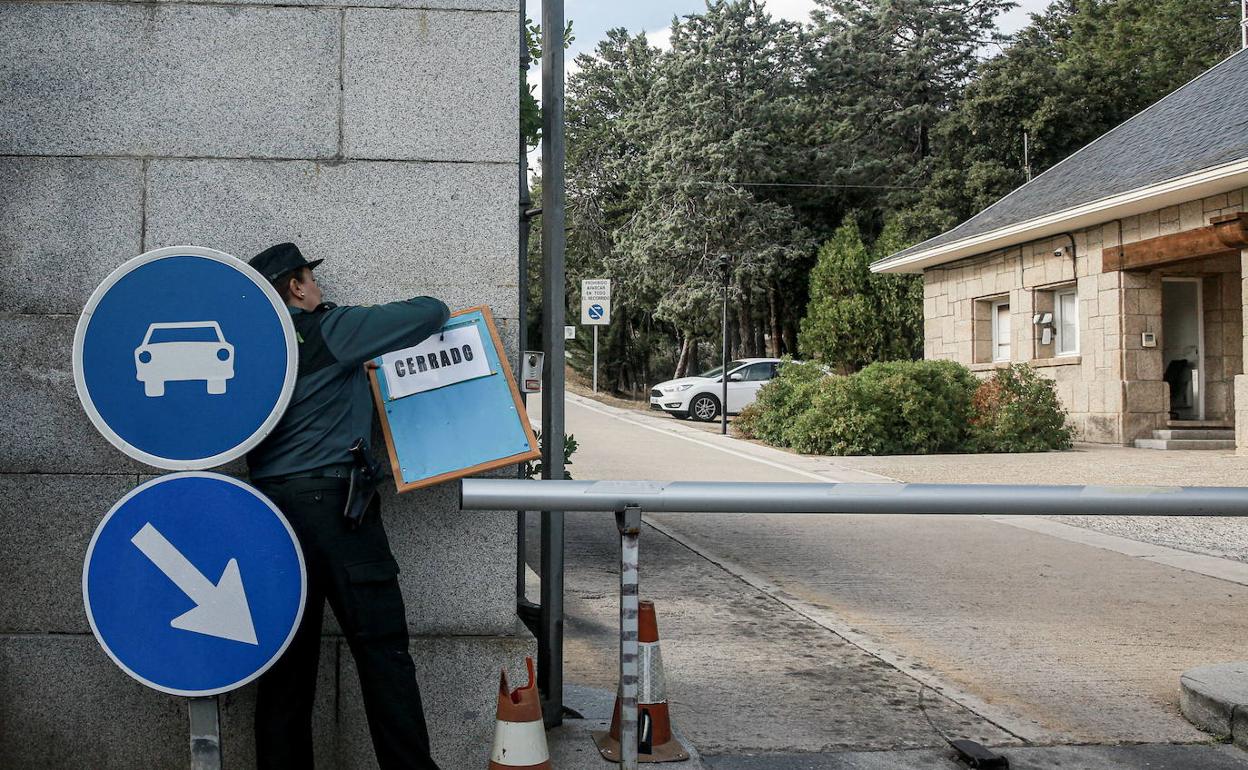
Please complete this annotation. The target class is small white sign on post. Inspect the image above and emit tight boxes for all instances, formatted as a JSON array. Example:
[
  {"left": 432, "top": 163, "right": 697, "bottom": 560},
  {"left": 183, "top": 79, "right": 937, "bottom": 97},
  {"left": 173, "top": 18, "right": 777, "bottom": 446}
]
[
  {"left": 381, "top": 324, "right": 492, "bottom": 400},
  {"left": 581, "top": 279, "right": 611, "bottom": 393},
  {"left": 581, "top": 279, "right": 611, "bottom": 326}
]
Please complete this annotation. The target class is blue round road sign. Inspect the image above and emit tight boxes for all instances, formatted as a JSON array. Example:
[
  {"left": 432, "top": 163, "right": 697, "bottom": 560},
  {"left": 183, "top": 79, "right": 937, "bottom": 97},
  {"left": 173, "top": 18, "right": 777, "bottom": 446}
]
[
  {"left": 73, "top": 246, "right": 297, "bottom": 470},
  {"left": 588, "top": 304, "right": 604, "bottom": 319},
  {"left": 83, "top": 473, "right": 306, "bottom": 696}
]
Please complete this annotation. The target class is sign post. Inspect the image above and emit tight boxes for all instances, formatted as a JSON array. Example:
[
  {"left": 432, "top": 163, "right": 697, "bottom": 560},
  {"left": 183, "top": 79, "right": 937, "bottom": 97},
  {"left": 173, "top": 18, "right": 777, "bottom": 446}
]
[{"left": 580, "top": 279, "right": 611, "bottom": 393}]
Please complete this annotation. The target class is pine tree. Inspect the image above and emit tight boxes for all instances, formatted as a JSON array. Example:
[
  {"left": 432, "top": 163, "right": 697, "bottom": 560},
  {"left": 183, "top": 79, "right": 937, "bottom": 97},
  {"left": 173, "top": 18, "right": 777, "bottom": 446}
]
[{"left": 799, "top": 218, "right": 922, "bottom": 372}]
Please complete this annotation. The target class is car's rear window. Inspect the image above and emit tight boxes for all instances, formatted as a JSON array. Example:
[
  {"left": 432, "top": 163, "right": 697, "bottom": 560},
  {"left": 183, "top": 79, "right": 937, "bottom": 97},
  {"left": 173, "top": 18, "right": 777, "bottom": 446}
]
[{"left": 148, "top": 326, "right": 220, "bottom": 344}]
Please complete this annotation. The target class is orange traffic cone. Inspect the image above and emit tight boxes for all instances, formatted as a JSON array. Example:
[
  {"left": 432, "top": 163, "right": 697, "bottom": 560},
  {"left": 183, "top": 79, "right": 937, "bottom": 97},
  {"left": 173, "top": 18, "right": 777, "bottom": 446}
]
[
  {"left": 488, "top": 657, "right": 552, "bottom": 770},
  {"left": 593, "top": 601, "right": 690, "bottom": 763}
]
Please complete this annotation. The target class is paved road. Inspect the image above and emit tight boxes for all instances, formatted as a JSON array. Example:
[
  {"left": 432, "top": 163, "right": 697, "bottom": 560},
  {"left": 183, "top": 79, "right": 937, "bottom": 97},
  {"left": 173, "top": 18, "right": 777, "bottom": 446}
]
[{"left": 528, "top": 394, "right": 1248, "bottom": 764}]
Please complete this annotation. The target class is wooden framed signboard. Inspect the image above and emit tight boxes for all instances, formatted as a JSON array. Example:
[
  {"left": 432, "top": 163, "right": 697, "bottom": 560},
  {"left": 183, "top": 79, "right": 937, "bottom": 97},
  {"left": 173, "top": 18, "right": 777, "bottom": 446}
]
[{"left": 368, "top": 306, "right": 540, "bottom": 492}]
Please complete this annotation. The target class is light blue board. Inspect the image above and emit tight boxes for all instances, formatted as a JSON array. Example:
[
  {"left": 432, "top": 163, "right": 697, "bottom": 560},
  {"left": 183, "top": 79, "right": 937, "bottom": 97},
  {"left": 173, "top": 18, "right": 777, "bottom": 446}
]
[{"left": 372, "top": 309, "right": 536, "bottom": 488}]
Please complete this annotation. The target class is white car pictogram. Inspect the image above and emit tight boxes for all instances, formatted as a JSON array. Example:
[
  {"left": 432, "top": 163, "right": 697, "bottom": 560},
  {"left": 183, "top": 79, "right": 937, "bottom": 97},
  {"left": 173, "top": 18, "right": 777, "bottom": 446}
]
[{"left": 135, "top": 321, "right": 235, "bottom": 397}]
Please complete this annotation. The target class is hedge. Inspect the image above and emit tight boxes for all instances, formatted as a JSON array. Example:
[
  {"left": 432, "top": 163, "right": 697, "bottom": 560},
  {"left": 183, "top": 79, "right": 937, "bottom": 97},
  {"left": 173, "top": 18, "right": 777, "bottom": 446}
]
[{"left": 736, "top": 359, "right": 1072, "bottom": 455}]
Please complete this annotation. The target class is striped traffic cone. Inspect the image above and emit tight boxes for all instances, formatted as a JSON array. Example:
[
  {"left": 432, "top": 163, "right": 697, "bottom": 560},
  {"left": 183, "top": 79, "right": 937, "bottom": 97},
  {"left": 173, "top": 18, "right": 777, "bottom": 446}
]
[
  {"left": 488, "top": 657, "right": 551, "bottom": 770},
  {"left": 593, "top": 600, "right": 690, "bottom": 763}
]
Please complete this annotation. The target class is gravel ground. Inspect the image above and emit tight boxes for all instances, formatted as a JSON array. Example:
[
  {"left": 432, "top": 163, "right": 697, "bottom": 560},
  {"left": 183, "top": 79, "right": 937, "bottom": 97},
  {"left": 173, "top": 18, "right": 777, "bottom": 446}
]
[{"left": 813, "top": 444, "right": 1248, "bottom": 564}]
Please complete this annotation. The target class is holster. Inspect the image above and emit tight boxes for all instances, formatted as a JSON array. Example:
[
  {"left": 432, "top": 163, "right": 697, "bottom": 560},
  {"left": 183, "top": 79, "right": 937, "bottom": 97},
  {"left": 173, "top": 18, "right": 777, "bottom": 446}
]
[{"left": 344, "top": 438, "right": 385, "bottom": 529}]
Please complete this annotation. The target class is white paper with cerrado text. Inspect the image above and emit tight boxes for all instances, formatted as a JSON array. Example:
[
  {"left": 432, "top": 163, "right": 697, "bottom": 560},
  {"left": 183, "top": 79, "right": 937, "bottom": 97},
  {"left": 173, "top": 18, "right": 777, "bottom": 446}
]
[{"left": 380, "top": 323, "right": 492, "bottom": 399}]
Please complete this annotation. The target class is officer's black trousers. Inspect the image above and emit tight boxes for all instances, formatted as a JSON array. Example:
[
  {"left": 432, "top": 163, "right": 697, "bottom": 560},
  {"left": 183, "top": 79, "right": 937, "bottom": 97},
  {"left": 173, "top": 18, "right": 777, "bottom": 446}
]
[{"left": 253, "top": 476, "right": 439, "bottom": 769}]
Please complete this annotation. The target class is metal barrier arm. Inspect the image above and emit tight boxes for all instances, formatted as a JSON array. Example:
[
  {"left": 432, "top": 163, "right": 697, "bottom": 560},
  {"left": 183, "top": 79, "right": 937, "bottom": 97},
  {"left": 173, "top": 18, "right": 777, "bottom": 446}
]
[
  {"left": 469, "top": 478, "right": 1248, "bottom": 770},
  {"left": 462, "top": 479, "right": 1248, "bottom": 516}
]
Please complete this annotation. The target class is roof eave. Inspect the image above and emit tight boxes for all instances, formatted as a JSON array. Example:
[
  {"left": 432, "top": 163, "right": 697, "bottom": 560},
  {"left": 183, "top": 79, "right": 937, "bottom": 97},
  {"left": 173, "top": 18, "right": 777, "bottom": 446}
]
[{"left": 871, "top": 158, "right": 1248, "bottom": 274}]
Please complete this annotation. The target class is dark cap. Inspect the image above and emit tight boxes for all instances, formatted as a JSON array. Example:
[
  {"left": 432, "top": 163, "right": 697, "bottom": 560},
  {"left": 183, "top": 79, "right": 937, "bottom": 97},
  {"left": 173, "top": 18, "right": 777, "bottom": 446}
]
[{"left": 249, "top": 242, "right": 324, "bottom": 283}]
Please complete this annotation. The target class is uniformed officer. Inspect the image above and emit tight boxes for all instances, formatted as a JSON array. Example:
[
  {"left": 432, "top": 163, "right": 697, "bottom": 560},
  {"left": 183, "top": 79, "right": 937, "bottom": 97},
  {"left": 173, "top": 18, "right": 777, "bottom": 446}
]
[{"left": 246, "top": 242, "right": 448, "bottom": 769}]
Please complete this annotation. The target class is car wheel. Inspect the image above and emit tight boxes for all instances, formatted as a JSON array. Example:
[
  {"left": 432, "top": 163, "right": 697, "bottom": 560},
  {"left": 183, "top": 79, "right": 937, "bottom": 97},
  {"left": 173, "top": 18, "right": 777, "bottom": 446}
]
[
  {"left": 144, "top": 380, "right": 165, "bottom": 398},
  {"left": 206, "top": 379, "right": 227, "bottom": 395},
  {"left": 690, "top": 394, "right": 719, "bottom": 422}
]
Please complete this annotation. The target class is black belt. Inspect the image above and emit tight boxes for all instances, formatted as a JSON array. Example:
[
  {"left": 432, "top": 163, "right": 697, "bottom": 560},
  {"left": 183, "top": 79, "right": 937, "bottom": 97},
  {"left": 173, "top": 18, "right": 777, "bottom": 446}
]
[{"left": 270, "top": 463, "right": 353, "bottom": 481}]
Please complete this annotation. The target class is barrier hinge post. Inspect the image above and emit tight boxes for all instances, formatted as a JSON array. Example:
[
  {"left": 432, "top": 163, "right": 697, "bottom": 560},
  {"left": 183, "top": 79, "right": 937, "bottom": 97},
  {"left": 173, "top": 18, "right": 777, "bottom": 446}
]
[{"left": 616, "top": 504, "right": 642, "bottom": 770}]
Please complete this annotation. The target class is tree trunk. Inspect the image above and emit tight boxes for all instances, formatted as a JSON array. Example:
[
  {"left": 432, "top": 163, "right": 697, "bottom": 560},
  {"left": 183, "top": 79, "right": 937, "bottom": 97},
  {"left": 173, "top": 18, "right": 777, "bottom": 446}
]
[
  {"left": 768, "top": 286, "right": 781, "bottom": 357},
  {"left": 783, "top": 317, "right": 798, "bottom": 358},
  {"left": 737, "top": 283, "right": 754, "bottom": 358},
  {"left": 674, "top": 333, "right": 693, "bottom": 379}
]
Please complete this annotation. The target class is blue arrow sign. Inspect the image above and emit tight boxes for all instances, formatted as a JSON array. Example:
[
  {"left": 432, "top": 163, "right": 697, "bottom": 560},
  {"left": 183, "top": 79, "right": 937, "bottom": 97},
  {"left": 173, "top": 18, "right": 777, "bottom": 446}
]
[
  {"left": 73, "top": 246, "right": 297, "bottom": 470},
  {"left": 588, "top": 304, "right": 604, "bottom": 320},
  {"left": 83, "top": 473, "right": 306, "bottom": 696}
]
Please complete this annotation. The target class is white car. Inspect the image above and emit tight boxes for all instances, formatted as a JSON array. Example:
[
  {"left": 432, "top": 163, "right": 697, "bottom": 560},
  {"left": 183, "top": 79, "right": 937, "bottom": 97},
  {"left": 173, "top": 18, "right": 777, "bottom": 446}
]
[
  {"left": 135, "top": 321, "right": 235, "bottom": 397},
  {"left": 649, "top": 358, "right": 782, "bottom": 421}
]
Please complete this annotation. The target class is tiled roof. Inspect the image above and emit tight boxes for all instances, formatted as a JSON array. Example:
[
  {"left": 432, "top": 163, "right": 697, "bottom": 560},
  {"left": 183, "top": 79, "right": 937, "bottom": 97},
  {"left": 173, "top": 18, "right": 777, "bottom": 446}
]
[{"left": 875, "top": 48, "right": 1248, "bottom": 269}]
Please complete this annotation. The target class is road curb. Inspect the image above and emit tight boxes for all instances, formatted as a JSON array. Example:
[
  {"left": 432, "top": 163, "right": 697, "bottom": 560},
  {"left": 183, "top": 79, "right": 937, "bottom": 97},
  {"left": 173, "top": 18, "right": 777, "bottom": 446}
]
[{"left": 1180, "top": 662, "right": 1248, "bottom": 748}]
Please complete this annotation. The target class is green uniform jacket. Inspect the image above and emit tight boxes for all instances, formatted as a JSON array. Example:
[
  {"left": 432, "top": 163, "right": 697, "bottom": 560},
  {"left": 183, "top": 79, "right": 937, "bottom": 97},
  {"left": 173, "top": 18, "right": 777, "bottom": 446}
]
[{"left": 247, "top": 297, "right": 449, "bottom": 480}]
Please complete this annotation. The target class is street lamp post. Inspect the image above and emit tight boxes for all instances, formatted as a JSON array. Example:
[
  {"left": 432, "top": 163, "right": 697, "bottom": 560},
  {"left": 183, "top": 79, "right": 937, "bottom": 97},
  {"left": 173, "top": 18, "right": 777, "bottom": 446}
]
[{"left": 718, "top": 254, "right": 731, "bottom": 436}]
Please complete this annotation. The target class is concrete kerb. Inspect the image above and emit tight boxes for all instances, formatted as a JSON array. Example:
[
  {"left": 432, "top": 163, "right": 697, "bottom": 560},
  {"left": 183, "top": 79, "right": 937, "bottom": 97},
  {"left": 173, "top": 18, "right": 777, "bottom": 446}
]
[{"left": 1180, "top": 662, "right": 1248, "bottom": 748}]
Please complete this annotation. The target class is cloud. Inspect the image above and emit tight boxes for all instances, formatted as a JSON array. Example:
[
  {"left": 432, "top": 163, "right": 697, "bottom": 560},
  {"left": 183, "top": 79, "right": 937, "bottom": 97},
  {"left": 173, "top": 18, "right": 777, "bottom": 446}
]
[
  {"left": 645, "top": 26, "right": 672, "bottom": 50},
  {"left": 763, "top": 0, "right": 820, "bottom": 23},
  {"left": 645, "top": 0, "right": 816, "bottom": 50}
]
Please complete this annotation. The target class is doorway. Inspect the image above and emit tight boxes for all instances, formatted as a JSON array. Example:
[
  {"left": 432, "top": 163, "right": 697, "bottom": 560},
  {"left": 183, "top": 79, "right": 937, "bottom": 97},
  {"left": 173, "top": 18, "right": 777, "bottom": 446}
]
[{"left": 1161, "top": 277, "right": 1204, "bottom": 421}]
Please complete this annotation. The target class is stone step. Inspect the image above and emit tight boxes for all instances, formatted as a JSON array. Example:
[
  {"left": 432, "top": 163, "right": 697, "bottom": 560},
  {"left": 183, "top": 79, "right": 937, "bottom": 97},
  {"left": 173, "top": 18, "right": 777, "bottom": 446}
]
[
  {"left": 1153, "top": 429, "right": 1236, "bottom": 440},
  {"left": 1166, "top": 419, "right": 1234, "bottom": 429},
  {"left": 1134, "top": 438, "right": 1237, "bottom": 450}
]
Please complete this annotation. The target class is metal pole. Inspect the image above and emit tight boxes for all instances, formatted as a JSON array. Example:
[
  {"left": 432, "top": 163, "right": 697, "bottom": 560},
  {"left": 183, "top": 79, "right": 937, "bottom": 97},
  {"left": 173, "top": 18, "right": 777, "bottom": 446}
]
[
  {"left": 593, "top": 325, "right": 599, "bottom": 393},
  {"left": 539, "top": 0, "right": 567, "bottom": 727},
  {"left": 1023, "top": 130, "right": 1032, "bottom": 182},
  {"left": 616, "top": 505, "right": 643, "bottom": 770},
  {"left": 1242, "top": 0, "right": 1247, "bottom": 49},
  {"left": 720, "top": 255, "right": 729, "bottom": 436},
  {"left": 461, "top": 479, "right": 1248, "bottom": 517},
  {"left": 188, "top": 696, "right": 221, "bottom": 770},
  {"left": 516, "top": 0, "right": 533, "bottom": 611}
]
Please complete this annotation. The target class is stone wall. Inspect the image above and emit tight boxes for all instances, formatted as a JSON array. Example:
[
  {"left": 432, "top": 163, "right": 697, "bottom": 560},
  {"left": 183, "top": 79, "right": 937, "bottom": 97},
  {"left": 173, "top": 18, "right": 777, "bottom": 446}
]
[
  {"left": 922, "top": 188, "right": 1246, "bottom": 445},
  {"left": 0, "top": 3, "right": 532, "bottom": 768}
]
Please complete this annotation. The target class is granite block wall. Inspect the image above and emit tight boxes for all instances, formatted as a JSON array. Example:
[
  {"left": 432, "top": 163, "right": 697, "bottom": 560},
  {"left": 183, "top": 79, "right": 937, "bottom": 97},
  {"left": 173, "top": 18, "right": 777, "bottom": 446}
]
[
  {"left": 0, "top": 2, "right": 532, "bottom": 767},
  {"left": 922, "top": 188, "right": 1246, "bottom": 445}
]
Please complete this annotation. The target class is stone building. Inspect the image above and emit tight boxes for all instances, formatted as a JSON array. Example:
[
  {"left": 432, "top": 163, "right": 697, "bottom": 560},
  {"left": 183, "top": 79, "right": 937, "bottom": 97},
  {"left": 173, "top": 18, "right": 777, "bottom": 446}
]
[
  {"left": 0, "top": 1, "right": 531, "bottom": 768},
  {"left": 872, "top": 48, "right": 1248, "bottom": 451}
]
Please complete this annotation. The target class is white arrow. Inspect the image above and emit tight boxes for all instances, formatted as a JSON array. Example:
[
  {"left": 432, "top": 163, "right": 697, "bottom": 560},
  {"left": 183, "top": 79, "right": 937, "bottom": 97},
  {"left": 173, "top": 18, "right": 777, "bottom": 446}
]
[{"left": 131, "top": 522, "right": 259, "bottom": 646}]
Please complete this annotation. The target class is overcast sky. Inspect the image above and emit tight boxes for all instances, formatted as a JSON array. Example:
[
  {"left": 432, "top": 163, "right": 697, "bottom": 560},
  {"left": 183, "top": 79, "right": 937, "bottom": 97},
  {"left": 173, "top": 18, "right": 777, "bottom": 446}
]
[
  {"left": 556, "top": 0, "right": 1054, "bottom": 62},
  {"left": 528, "top": 0, "right": 1057, "bottom": 170}
]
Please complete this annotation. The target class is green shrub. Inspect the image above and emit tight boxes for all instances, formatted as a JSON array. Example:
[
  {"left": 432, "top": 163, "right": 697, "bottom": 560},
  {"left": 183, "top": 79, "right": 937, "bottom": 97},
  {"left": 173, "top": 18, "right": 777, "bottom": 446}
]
[
  {"left": 856, "top": 360, "right": 980, "bottom": 454},
  {"left": 970, "top": 364, "right": 1074, "bottom": 452},
  {"left": 783, "top": 360, "right": 978, "bottom": 455},
  {"left": 785, "top": 374, "right": 889, "bottom": 454},
  {"left": 738, "top": 359, "right": 1072, "bottom": 456},
  {"left": 735, "top": 358, "right": 827, "bottom": 445}
]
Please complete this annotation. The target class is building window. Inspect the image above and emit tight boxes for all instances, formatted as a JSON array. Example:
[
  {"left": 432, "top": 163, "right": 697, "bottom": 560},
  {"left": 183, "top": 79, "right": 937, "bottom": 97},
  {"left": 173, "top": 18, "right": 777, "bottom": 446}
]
[
  {"left": 1055, "top": 288, "right": 1078, "bottom": 356},
  {"left": 992, "top": 300, "right": 1011, "bottom": 362}
]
